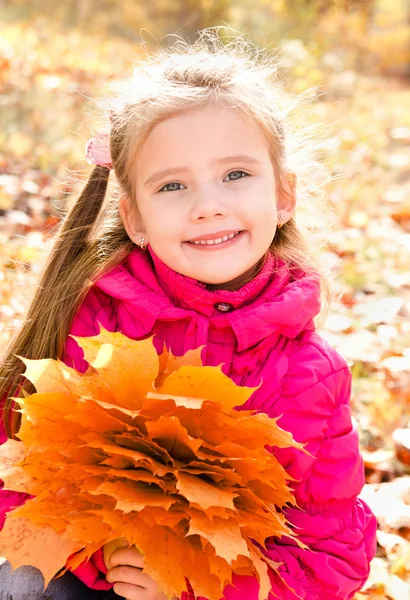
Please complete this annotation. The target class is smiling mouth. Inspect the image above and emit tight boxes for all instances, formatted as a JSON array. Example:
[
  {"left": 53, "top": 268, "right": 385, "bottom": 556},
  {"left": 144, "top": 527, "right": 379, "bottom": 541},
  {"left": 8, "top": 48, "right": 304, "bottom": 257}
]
[{"left": 187, "top": 231, "right": 242, "bottom": 246}]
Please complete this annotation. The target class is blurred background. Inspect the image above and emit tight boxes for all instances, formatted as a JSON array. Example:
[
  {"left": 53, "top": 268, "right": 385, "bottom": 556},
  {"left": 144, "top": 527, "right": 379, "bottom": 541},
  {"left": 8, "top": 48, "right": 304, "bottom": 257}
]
[{"left": 0, "top": 1, "right": 410, "bottom": 597}]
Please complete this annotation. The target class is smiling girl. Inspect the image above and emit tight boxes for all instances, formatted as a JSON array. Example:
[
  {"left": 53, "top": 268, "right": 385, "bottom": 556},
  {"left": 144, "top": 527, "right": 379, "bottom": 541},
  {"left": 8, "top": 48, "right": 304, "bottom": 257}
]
[{"left": 0, "top": 30, "right": 377, "bottom": 600}]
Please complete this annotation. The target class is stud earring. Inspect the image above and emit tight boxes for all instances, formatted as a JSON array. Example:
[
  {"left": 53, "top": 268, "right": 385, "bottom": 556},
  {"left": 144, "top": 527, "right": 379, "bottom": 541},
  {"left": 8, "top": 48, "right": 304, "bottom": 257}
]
[
  {"left": 138, "top": 236, "right": 147, "bottom": 250},
  {"left": 277, "top": 213, "right": 285, "bottom": 229}
]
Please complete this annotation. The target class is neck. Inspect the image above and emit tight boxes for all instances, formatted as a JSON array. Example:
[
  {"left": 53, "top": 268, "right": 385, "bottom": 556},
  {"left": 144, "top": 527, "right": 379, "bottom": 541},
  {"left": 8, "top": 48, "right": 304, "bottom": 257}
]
[{"left": 204, "top": 253, "right": 268, "bottom": 292}]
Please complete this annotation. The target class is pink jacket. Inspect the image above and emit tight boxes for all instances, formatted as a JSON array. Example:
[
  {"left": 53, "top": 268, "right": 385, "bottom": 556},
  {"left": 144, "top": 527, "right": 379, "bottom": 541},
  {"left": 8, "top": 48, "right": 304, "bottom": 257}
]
[{"left": 0, "top": 246, "right": 377, "bottom": 600}]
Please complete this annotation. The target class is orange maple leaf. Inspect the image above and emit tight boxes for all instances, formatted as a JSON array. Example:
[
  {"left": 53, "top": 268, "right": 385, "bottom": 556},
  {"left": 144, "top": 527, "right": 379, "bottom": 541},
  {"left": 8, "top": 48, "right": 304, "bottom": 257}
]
[{"left": 0, "top": 326, "right": 309, "bottom": 600}]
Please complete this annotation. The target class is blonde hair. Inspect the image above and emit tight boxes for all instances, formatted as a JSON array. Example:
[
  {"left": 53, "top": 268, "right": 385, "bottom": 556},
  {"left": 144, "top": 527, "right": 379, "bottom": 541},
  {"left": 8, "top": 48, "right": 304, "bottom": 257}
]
[{"left": 1, "top": 28, "right": 331, "bottom": 438}]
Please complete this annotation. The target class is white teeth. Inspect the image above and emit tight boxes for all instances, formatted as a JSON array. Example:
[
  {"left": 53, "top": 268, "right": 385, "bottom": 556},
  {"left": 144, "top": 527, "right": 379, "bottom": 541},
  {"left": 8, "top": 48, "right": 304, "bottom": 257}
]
[{"left": 191, "top": 232, "right": 240, "bottom": 246}]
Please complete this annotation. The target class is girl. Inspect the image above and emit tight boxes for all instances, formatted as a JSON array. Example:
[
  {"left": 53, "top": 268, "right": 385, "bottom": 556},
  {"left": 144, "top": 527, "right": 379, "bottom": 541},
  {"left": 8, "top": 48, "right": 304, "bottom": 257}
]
[{"left": 0, "top": 30, "right": 377, "bottom": 600}]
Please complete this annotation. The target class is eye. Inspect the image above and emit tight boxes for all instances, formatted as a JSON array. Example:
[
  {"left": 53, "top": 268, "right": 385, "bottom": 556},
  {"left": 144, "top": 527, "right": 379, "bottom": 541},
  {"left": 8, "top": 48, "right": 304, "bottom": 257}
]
[
  {"left": 159, "top": 182, "right": 186, "bottom": 192},
  {"left": 224, "top": 170, "right": 249, "bottom": 182}
]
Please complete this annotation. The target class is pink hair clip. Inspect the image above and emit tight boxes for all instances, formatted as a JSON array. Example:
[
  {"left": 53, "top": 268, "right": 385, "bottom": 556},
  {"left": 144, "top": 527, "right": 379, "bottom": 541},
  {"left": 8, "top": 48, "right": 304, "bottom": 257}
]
[{"left": 85, "top": 132, "right": 113, "bottom": 169}]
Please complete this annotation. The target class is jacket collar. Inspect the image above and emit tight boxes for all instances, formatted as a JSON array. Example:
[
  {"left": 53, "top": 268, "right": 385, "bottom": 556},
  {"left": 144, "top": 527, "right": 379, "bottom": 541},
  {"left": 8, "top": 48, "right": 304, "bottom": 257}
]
[
  {"left": 149, "top": 246, "right": 278, "bottom": 316},
  {"left": 95, "top": 245, "right": 321, "bottom": 352}
]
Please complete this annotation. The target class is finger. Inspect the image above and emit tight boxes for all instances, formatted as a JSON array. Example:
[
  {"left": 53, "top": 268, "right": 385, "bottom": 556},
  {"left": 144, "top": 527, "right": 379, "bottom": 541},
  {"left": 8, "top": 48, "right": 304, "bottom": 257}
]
[
  {"left": 112, "top": 581, "right": 147, "bottom": 600},
  {"left": 106, "top": 565, "right": 154, "bottom": 588},
  {"left": 104, "top": 538, "right": 131, "bottom": 570},
  {"left": 110, "top": 546, "right": 144, "bottom": 569}
]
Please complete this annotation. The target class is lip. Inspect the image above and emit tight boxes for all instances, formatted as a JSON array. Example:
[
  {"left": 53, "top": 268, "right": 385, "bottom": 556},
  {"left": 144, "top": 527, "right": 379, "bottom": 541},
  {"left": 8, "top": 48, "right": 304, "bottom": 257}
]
[
  {"left": 184, "top": 230, "right": 246, "bottom": 251},
  {"left": 186, "top": 229, "right": 242, "bottom": 242}
]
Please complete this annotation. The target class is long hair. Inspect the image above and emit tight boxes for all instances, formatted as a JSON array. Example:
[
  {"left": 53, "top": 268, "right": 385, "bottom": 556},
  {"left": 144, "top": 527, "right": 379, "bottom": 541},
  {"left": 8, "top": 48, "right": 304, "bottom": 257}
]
[{"left": 1, "top": 29, "right": 331, "bottom": 438}]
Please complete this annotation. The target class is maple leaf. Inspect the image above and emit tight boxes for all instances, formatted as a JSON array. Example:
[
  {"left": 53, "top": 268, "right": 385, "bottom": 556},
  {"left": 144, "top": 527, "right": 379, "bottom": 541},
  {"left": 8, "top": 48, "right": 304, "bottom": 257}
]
[{"left": 0, "top": 326, "right": 309, "bottom": 600}]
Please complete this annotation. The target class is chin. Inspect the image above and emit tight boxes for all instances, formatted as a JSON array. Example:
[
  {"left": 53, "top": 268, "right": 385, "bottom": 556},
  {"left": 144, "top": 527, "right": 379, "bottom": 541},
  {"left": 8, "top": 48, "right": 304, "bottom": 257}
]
[{"left": 198, "top": 271, "right": 243, "bottom": 287}]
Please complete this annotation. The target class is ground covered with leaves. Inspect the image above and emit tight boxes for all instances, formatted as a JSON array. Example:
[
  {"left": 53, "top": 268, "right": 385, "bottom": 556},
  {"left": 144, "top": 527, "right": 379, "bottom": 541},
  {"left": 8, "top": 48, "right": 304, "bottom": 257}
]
[{"left": 0, "top": 17, "right": 409, "bottom": 600}]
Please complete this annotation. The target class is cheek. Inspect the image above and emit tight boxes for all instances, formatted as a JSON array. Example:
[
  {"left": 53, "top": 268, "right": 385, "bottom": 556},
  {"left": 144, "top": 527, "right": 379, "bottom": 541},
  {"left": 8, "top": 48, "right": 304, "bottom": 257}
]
[
  {"left": 143, "top": 204, "right": 176, "bottom": 238},
  {"left": 148, "top": 216, "right": 186, "bottom": 252},
  {"left": 249, "top": 200, "right": 276, "bottom": 231}
]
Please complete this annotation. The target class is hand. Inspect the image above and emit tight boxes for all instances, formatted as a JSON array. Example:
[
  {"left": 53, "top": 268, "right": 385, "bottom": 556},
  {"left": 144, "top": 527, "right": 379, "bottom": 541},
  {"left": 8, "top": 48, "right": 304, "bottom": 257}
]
[{"left": 104, "top": 540, "right": 176, "bottom": 600}]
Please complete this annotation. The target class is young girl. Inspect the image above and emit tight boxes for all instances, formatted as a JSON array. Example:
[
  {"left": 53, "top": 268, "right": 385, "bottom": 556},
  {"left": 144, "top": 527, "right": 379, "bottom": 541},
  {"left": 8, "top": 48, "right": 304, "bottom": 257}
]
[{"left": 0, "top": 31, "right": 377, "bottom": 600}]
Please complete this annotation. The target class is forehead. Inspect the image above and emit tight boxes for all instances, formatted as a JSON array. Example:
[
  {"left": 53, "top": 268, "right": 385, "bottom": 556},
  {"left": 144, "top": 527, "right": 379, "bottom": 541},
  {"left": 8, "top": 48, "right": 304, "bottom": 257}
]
[{"left": 136, "top": 105, "right": 270, "bottom": 171}]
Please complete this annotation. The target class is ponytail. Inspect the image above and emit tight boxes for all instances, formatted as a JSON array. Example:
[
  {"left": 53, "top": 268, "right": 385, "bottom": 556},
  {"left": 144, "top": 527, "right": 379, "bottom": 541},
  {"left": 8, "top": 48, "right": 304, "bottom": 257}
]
[{"left": 0, "top": 165, "right": 134, "bottom": 438}]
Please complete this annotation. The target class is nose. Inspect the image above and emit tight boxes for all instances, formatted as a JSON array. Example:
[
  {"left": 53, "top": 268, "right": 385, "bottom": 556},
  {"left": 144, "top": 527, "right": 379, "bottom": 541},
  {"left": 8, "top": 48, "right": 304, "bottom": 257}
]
[{"left": 189, "top": 188, "right": 227, "bottom": 222}]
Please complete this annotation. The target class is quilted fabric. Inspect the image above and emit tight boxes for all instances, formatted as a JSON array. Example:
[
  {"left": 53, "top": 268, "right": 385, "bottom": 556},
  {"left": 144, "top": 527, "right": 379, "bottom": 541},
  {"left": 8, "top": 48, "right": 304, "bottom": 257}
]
[{"left": 0, "top": 246, "right": 377, "bottom": 600}]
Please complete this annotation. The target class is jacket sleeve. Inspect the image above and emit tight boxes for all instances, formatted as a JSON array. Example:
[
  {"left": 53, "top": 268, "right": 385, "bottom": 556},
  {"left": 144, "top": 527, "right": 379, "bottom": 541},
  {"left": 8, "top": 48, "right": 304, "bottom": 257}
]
[
  {"left": 181, "top": 357, "right": 377, "bottom": 600},
  {"left": 261, "top": 364, "right": 377, "bottom": 600}
]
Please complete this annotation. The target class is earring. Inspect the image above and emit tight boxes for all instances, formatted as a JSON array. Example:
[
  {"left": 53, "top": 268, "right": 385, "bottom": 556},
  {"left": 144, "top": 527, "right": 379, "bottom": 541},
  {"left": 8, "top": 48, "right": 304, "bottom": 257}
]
[
  {"left": 277, "top": 213, "right": 285, "bottom": 229},
  {"left": 138, "top": 236, "right": 147, "bottom": 250}
]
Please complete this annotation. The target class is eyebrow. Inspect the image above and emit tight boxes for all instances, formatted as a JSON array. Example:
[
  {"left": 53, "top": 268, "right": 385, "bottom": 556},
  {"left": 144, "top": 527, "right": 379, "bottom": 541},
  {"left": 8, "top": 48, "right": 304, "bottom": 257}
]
[{"left": 143, "top": 155, "right": 263, "bottom": 188}]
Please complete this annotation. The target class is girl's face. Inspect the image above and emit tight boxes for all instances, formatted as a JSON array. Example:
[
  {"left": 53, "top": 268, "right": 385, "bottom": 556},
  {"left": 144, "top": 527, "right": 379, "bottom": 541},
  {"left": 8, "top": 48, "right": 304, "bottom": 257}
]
[{"left": 120, "top": 106, "right": 296, "bottom": 287}]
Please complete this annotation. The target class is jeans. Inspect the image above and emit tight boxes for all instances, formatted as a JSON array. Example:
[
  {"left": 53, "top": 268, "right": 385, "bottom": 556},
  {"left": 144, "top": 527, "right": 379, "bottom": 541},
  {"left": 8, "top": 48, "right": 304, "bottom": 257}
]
[{"left": 0, "top": 561, "right": 120, "bottom": 600}]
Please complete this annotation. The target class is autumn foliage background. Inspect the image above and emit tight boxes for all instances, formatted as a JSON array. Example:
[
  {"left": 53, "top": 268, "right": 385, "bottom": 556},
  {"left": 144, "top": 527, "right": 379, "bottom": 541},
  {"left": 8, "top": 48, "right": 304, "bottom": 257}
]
[{"left": 0, "top": 0, "right": 410, "bottom": 598}]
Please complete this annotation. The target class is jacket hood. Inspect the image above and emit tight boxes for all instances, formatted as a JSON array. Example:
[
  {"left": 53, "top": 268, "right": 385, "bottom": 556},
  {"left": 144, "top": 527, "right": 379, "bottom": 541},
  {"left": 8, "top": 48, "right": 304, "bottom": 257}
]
[{"left": 95, "top": 246, "right": 321, "bottom": 352}]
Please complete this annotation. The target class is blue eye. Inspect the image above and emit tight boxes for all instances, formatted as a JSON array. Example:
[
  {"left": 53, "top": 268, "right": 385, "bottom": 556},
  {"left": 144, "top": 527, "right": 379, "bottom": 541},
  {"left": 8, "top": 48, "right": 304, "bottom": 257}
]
[
  {"left": 225, "top": 170, "right": 249, "bottom": 181},
  {"left": 159, "top": 182, "right": 186, "bottom": 192},
  {"left": 158, "top": 171, "right": 249, "bottom": 192}
]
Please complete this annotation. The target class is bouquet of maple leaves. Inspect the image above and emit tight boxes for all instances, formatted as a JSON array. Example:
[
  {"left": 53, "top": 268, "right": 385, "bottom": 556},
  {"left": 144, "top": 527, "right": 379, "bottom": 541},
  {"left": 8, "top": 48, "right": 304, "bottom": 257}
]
[{"left": 0, "top": 327, "right": 308, "bottom": 600}]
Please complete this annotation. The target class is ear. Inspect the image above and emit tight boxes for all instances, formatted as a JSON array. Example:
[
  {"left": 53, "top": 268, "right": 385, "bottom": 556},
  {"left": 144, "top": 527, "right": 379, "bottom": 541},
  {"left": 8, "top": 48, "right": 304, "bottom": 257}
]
[
  {"left": 119, "top": 194, "right": 147, "bottom": 244},
  {"left": 276, "top": 171, "right": 297, "bottom": 221}
]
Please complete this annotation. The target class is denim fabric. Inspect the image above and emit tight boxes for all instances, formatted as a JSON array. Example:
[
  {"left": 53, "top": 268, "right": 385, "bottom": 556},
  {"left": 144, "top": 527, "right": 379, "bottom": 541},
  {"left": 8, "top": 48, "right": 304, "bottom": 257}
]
[{"left": 0, "top": 562, "right": 119, "bottom": 600}]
